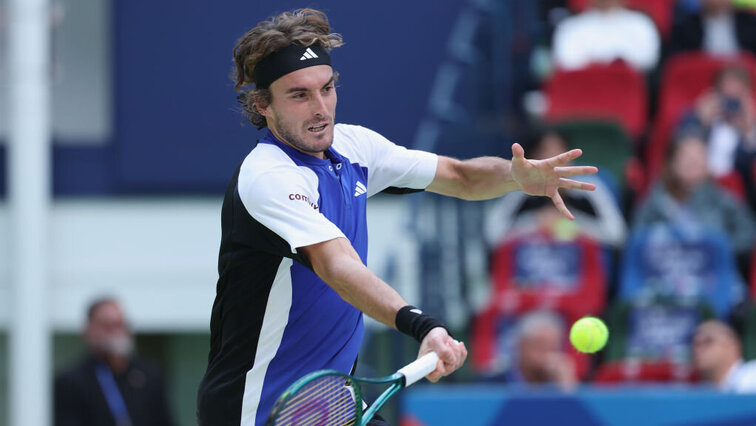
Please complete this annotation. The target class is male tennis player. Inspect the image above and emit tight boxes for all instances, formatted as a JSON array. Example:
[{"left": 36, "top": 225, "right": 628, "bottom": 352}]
[{"left": 197, "top": 8, "right": 597, "bottom": 426}]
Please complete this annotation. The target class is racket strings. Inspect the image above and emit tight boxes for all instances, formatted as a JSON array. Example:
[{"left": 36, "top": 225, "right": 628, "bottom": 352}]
[{"left": 272, "top": 374, "right": 359, "bottom": 426}]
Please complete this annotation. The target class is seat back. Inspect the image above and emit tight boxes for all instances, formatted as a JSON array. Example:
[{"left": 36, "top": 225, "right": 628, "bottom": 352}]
[
  {"left": 553, "top": 120, "right": 633, "bottom": 187},
  {"left": 602, "top": 301, "right": 712, "bottom": 373},
  {"left": 619, "top": 224, "right": 743, "bottom": 319},
  {"left": 594, "top": 359, "right": 699, "bottom": 384},
  {"left": 489, "top": 231, "right": 607, "bottom": 320},
  {"left": 545, "top": 62, "right": 648, "bottom": 139}
]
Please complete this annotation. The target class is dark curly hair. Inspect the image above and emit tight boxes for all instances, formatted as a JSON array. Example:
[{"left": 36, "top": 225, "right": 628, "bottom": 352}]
[{"left": 232, "top": 8, "right": 343, "bottom": 128}]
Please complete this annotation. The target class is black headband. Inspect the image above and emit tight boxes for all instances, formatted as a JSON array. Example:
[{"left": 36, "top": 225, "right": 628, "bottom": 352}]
[{"left": 253, "top": 43, "right": 331, "bottom": 89}]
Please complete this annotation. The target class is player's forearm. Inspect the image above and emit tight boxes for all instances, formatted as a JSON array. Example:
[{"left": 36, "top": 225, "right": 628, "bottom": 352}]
[
  {"left": 462, "top": 157, "right": 523, "bottom": 199},
  {"left": 317, "top": 257, "right": 407, "bottom": 327},
  {"left": 427, "top": 156, "right": 521, "bottom": 201},
  {"left": 301, "top": 238, "right": 407, "bottom": 328}
]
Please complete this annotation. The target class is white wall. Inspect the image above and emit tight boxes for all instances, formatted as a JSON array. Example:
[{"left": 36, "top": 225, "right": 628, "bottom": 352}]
[{"left": 0, "top": 196, "right": 419, "bottom": 332}]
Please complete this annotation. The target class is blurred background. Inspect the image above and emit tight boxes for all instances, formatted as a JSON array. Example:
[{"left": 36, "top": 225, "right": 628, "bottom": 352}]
[{"left": 3, "top": 0, "right": 756, "bottom": 425}]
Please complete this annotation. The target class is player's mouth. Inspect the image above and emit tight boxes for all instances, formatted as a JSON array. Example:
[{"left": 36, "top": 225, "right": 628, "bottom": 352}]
[{"left": 307, "top": 123, "right": 328, "bottom": 133}]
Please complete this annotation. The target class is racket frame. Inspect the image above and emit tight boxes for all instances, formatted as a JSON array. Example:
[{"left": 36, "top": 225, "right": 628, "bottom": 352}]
[
  {"left": 268, "top": 352, "right": 438, "bottom": 425},
  {"left": 355, "top": 373, "right": 404, "bottom": 425}
]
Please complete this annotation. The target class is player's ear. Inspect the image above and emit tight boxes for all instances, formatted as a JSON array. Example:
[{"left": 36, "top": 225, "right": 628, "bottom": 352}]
[
  {"left": 253, "top": 92, "right": 271, "bottom": 117},
  {"left": 255, "top": 104, "right": 269, "bottom": 117}
]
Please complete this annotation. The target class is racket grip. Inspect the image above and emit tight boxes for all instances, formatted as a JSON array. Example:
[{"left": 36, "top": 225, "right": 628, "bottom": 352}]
[{"left": 398, "top": 352, "right": 439, "bottom": 387}]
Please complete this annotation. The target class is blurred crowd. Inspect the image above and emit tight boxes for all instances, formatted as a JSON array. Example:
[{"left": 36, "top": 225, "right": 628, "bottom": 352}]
[{"left": 472, "top": 0, "right": 756, "bottom": 392}]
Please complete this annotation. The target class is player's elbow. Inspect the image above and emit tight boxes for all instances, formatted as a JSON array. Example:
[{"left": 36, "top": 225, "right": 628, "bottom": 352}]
[
  {"left": 313, "top": 256, "right": 351, "bottom": 287},
  {"left": 301, "top": 239, "right": 361, "bottom": 289}
]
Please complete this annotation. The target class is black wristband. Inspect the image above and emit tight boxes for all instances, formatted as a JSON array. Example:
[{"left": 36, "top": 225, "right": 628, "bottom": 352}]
[{"left": 395, "top": 305, "right": 449, "bottom": 343}]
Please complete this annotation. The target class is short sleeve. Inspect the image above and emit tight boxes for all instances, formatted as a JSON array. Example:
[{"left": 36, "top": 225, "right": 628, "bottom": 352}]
[
  {"left": 238, "top": 168, "right": 346, "bottom": 253},
  {"left": 333, "top": 125, "right": 438, "bottom": 197}
]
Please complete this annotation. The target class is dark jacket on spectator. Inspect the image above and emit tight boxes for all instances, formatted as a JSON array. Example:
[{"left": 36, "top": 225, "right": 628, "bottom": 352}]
[
  {"left": 55, "top": 354, "right": 174, "bottom": 426},
  {"left": 667, "top": 11, "right": 756, "bottom": 57}
]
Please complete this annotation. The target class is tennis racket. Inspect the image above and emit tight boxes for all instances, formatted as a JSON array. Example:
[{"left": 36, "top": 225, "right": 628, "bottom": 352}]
[{"left": 266, "top": 351, "right": 439, "bottom": 426}]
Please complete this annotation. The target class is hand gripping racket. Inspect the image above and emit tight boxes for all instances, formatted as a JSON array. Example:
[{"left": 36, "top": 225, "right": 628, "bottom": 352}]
[{"left": 266, "top": 352, "right": 439, "bottom": 426}]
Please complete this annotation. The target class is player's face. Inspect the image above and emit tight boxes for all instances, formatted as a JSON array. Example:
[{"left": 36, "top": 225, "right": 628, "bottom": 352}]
[{"left": 261, "top": 65, "right": 337, "bottom": 159}]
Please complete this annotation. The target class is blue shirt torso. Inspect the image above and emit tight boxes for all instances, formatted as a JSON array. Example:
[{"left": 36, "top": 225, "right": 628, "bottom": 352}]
[{"left": 255, "top": 132, "right": 370, "bottom": 424}]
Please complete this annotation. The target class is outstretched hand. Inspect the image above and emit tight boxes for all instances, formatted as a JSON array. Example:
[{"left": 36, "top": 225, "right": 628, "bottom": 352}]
[{"left": 511, "top": 143, "right": 598, "bottom": 220}]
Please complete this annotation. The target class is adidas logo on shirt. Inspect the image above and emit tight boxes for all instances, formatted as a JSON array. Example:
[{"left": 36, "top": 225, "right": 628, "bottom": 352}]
[
  {"left": 354, "top": 181, "right": 367, "bottom": 197},
  {"left": 300, "top": 48, "right": 319, "bottom": 61}
]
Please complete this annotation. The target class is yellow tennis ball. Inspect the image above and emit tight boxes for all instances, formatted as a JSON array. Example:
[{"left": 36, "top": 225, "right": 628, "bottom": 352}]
[{"left": 569, "top": 317, "right": 609, "bottom": 353}]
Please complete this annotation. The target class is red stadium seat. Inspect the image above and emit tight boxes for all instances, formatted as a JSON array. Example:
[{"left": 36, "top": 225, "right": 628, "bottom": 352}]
[
  {"left": 593, "top": 359, "right": 699, "bottom": 384},
  {"left": 488, "top": 231, "right": 607, "bottom": 320},
  {"left": 715, "top": 170, "right": 747, "bottom": 200},
  {"left": 567, "top": 0, "right": 675, "bottom": 39},
  {"left": 545, "top": 61, "right": 648, "bottom": 139},
  {"left": 645, "top": 51, "right": 756, "bottom": 192}
]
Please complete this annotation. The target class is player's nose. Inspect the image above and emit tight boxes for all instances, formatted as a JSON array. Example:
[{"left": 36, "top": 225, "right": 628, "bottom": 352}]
[{"left": 311, "top": 93, "right": 328, "bottom": 117}]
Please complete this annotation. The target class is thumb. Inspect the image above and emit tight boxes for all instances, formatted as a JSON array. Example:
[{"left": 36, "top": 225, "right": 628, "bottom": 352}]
[{"left": 511, "top": 142, "right": 525, "bottom": 160}]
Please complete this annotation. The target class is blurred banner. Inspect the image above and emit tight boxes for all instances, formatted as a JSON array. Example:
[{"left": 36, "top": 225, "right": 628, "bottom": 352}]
[{"left": 402, "top": 386, "right": 756, "bottom": 425}]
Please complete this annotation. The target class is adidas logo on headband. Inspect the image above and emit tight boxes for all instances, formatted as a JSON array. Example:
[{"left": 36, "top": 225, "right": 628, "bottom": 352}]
[
  {"left": 300, "top": 48, "right": 319, "bottom": 61},
  {"left": 253, "top": 43, "right": 331, "bottom": 89}
]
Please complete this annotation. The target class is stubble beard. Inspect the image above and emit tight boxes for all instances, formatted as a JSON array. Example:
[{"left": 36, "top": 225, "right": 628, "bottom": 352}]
[{"left": 273, "top": 115, "right": 334, "bottom": 156}]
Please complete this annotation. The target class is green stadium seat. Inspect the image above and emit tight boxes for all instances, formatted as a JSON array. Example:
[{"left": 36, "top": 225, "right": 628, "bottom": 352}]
[{"left": 552, "top": 120, "right": 633, "bottom": 187}]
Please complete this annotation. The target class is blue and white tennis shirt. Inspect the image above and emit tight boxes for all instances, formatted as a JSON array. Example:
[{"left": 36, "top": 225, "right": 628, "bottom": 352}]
[{"left": 197, "top": 123, "right": 438, "bottom": 426}]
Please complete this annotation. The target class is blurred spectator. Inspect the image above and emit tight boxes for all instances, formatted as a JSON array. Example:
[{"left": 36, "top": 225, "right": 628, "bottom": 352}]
[
  {"left": 508, "top": 310, "right": 577, "bottom": 391},
  {"left": 668, "top": 0, "right": 756, "bottom": 57},
  {"left": 485, "top": 128, "right": 626, "bottom": 249},
  {"left": 552, "top": 0, "right": 660, "bottom": 72},
  {"left": 692, "top": 320, "right": 756, "bottom": 392},
  {"left": 55, "top": 298, "right": 174, "bottom": 426},
  {"left": 633, "top": 133, "right": 756, "bottom": 262},
  {"left": 678, "top": 66, "right": 756, "bottom": 206}
]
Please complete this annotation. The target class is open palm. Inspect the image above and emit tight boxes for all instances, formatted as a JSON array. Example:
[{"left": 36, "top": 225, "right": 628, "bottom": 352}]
[{"left": 510, "top": 142, "right": 598, "bottom": 220}]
